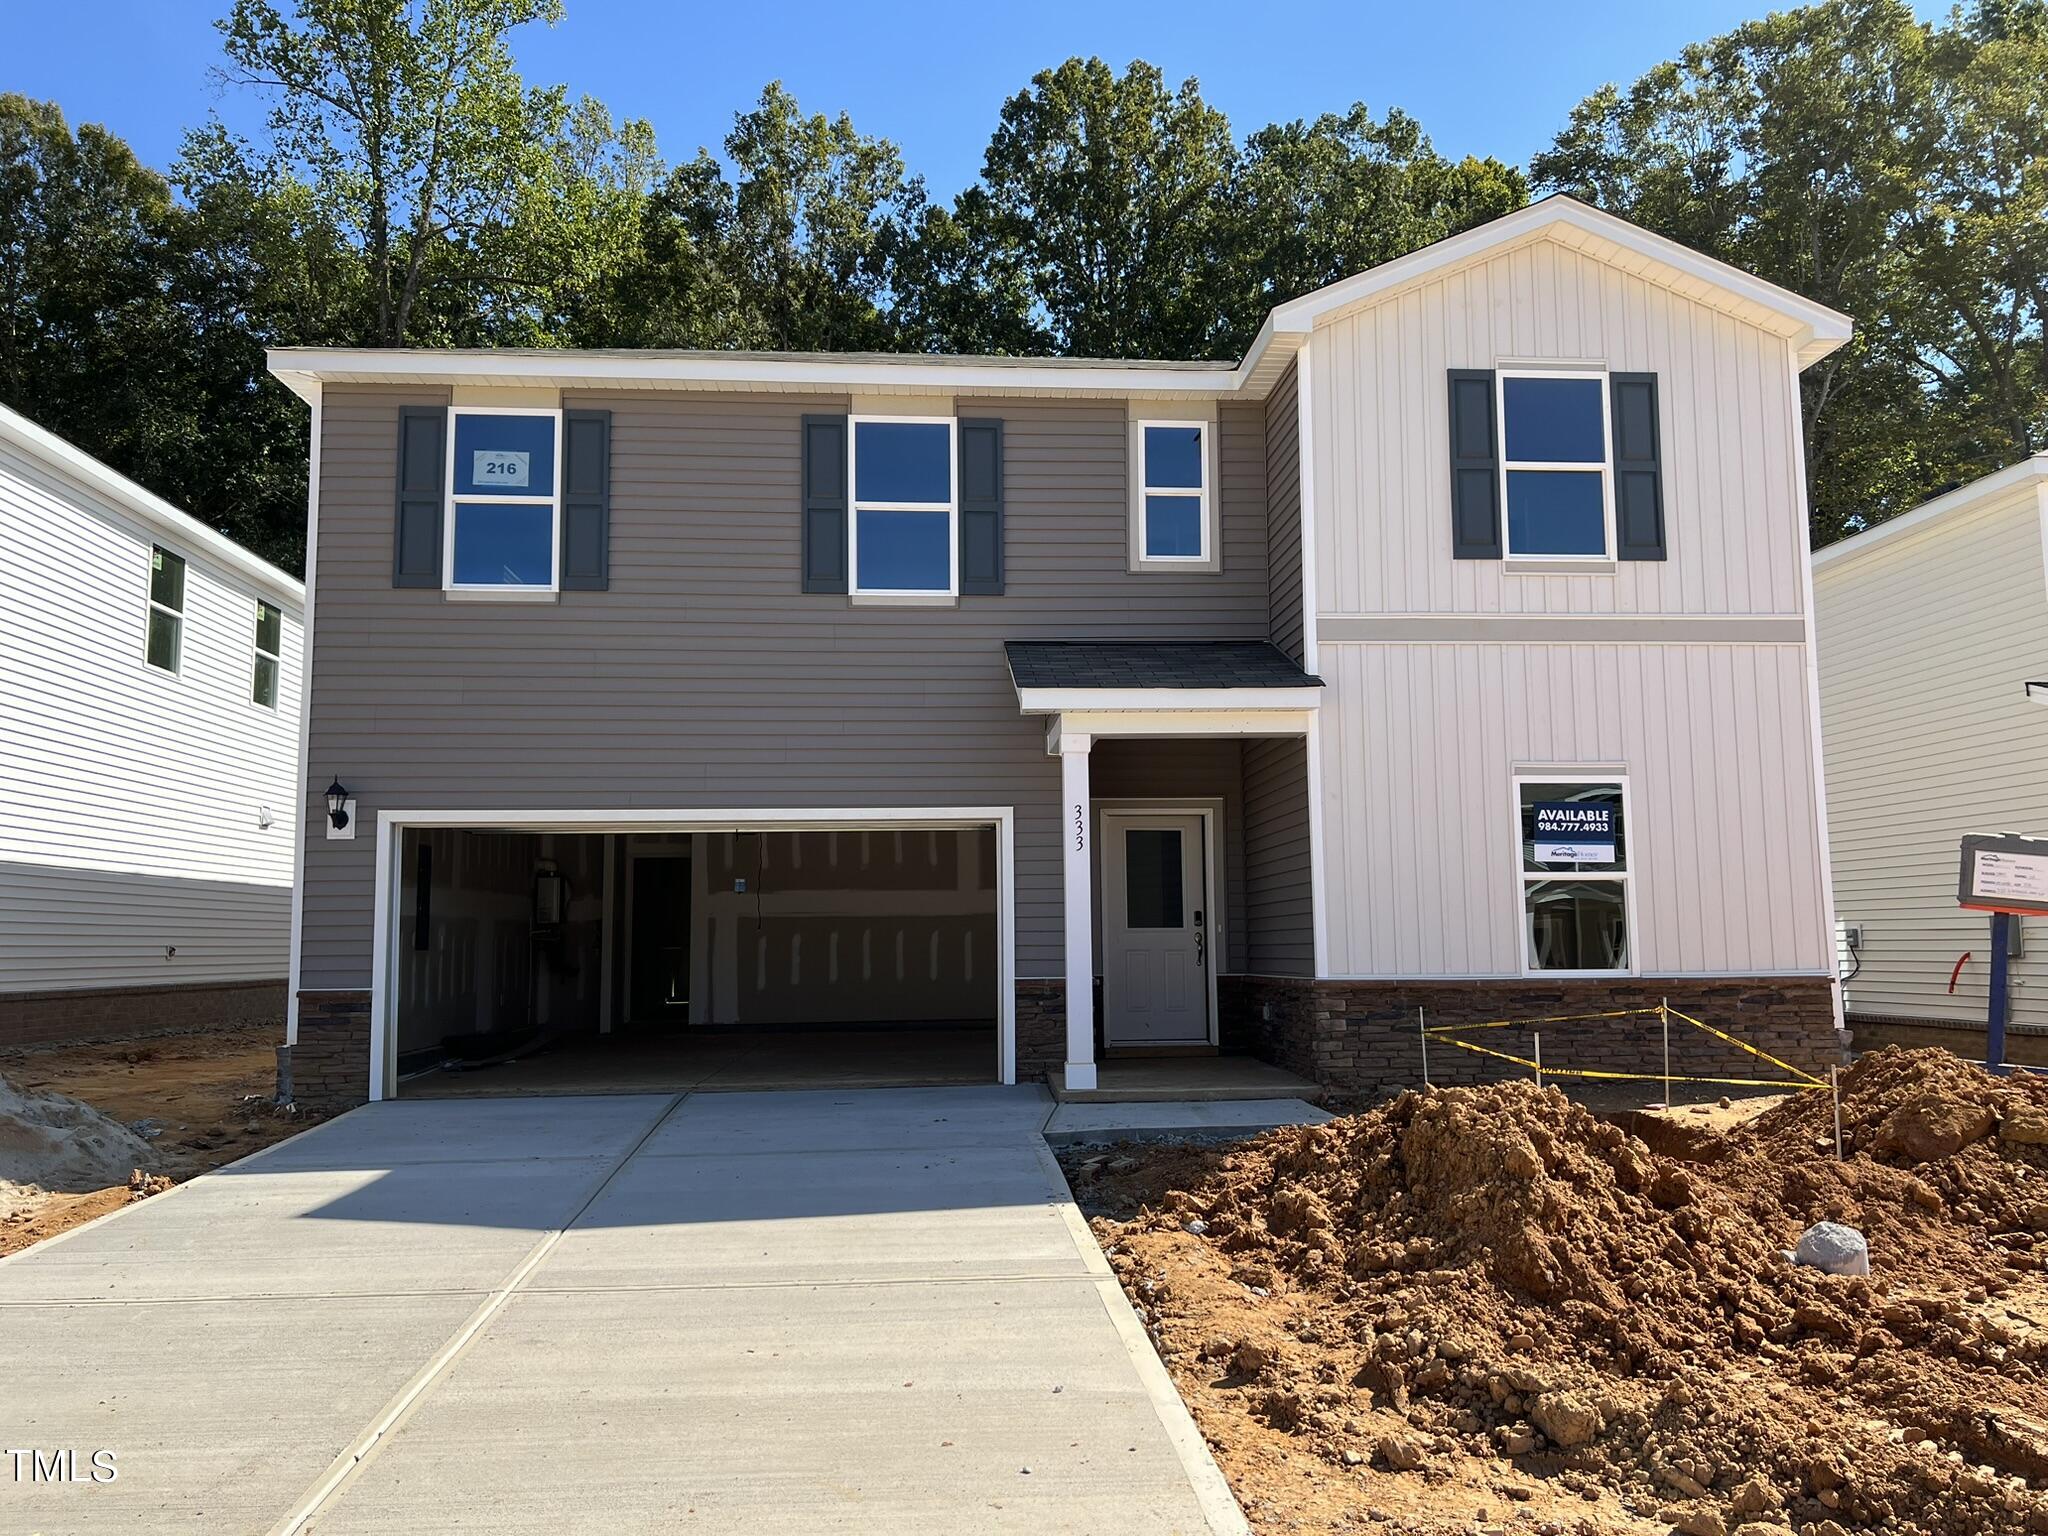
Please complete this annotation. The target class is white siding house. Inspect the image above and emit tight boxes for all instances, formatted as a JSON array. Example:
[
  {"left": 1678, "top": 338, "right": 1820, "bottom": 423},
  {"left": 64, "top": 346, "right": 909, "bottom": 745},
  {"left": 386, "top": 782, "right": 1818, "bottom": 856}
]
[
  {"left": 0, "top": 402, "right": 305, "bottom": 1045},
  {"left": 1814, "top": 456, "right": 2048, "bottom": 1043}
]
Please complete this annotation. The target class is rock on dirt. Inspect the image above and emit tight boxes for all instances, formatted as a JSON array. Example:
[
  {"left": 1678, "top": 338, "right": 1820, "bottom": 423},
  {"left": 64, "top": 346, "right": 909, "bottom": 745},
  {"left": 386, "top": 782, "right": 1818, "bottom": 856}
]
[
  {"left": 0, "top": 1072, "right": 159, "bottom": 1202},
  {"left": 1066, "top": 1046, "right": 2048, "bottom": 1536}
]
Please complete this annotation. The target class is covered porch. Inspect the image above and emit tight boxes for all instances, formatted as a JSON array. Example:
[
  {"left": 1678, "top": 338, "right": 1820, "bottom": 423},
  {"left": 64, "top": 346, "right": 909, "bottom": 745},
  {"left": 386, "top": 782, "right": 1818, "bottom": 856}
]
[{"left": 1006, "top": 639, "right": 1323, "bottom": 1096}]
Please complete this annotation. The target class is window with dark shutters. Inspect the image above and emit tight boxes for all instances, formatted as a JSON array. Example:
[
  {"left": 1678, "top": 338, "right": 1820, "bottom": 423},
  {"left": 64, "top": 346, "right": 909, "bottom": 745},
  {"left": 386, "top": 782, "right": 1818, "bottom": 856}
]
[
  {"left": 1609, "top": 373, "right": 1667, "bottom": 561},
  {"left": 393, "top": 406, "right": 446, "bottom": 587},
  {"left": 1446, "top": 369, "right": 1501, "bottom": 559},
  {"left": 801, "top": 414, "right": 849, "bottom": 593},
  {"left": 957, "top": 418, "right": 1004, "bottom": 595}
]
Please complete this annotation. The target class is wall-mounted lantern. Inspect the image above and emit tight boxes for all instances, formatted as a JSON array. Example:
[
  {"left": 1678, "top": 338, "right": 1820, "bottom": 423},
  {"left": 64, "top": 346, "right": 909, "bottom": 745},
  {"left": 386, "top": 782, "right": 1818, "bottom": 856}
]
[{"left": 325, "top": 778, "right": 357, "bottom": 841}]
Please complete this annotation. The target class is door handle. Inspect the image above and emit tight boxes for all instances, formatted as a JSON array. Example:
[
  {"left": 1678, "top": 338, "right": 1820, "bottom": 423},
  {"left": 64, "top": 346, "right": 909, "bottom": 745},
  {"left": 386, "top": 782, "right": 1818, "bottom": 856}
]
[{"left": 1195, "top": 929, "right": 1205, "bottom": 968}]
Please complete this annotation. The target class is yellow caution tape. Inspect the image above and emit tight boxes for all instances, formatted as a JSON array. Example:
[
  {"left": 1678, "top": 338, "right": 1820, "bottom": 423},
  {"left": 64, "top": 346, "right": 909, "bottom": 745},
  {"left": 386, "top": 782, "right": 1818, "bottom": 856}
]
[
  {"left": 1423, "top": 1008, "right": 1658, "bottom": 1036},
  {"left": 1434, "top": 1033, "right": 1824, "bottom": 1090},
  {"left": 1665, "top": 1008, "right": 1826, "bottom": 1087}
]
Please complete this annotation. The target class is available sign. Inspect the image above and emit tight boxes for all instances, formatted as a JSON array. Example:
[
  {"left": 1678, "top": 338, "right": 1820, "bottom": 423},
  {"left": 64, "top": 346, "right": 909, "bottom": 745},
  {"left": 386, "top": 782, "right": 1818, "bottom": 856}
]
[
  {"left": 1960, "top": 832, "right": 2048, "bottom": 915},
  {"left": 1533, "top": 802, "right": 1615, "bottom": 865}
]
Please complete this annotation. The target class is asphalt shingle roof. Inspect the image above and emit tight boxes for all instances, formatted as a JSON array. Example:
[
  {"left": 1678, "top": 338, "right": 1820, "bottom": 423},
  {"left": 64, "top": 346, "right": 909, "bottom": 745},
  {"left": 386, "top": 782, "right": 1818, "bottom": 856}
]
[{"left": 1004, "top": 640, "right": 1323, "bottom": 692}]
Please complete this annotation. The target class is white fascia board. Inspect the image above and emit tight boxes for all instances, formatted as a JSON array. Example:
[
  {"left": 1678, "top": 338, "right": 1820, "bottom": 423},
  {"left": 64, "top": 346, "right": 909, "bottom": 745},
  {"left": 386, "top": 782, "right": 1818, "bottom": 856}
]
[
  {"left": 1015, "top": 686, "right": 1324, "bottom": 714},
  {"left": 1812, "top": 455, "right": 2048, "bottom": 571},
  {"left": 0, "top": 400, "right": 305, "bottom": 610},
  {"left": 1051, "top": 707, "right": 1316, "bottom": 740},
  {"left": 268, "top": 348, "right": 1246, "bottom": 404},
  {"left": 1268, "top": 195, "right": 1853, "bottom": 366}
]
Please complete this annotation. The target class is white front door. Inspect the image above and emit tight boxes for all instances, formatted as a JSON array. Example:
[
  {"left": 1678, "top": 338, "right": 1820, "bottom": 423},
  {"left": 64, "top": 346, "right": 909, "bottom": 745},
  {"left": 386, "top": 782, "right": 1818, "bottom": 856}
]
[{"left": 1102, "top": 813, "right": 1211, "bottom": 1045}]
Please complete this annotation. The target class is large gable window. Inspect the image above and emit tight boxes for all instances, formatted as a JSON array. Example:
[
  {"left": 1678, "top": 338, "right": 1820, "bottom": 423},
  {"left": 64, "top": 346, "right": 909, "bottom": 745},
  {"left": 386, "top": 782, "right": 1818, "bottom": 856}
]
[
  {"left": 1498, "top": 371, "right": 1612, "bottom": 559},
  {"left": 1134, "top": 420, "right": 1212, "bottom": 566},
  {"left": 850, "top": 417, "right": 956, "bottom": 597},
  {"left": 445, "top": 407, "right": 561, "bottom": 596}
]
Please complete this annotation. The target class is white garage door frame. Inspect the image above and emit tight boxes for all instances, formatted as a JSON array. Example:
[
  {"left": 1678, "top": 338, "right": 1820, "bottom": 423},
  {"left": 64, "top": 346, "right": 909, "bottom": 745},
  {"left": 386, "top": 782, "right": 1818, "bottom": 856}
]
[{"left": 368, "top": 806, "right": 1018, "bottom": 1102}]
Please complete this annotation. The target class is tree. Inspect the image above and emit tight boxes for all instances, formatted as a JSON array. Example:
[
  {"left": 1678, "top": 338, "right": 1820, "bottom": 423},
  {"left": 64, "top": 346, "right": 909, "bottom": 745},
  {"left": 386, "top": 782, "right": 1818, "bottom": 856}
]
[
  {"left": 1224, "top": 104, "right": 1526, "bottom": 349},
  {"left": 959, "top": 58, "right": 1240, "bottom": 359},
  {"left": 1533, "top": 0, "right": 2048, "bottom": 543},
  {"left": 217, "top": 0, "right": 598, "bottom": 346}
]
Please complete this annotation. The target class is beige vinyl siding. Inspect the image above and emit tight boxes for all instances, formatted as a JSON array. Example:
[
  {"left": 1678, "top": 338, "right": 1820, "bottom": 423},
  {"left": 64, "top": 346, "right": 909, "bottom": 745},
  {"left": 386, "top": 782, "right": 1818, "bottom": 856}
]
[
  {"left": 298, "top": 389, "right": 1274, "bottom": 990},
  {"left": 0, "top": 439, "right": 302, "bottom": 992},
  {"left": 1310, "top": 234, "right": 1808, "bottom": 618},
  {"left": 1316, "top": 640, "right": 1829, "bottom": 979},
  {"left": 1816, "top": 481, "right": 2048, "bottom": 1028},
  {"left": 1264, "top": 360, "right": 1304, "bottom": 661},
  {"left": 1243, "top": 736, "right": 1313, "bottom": 975}
]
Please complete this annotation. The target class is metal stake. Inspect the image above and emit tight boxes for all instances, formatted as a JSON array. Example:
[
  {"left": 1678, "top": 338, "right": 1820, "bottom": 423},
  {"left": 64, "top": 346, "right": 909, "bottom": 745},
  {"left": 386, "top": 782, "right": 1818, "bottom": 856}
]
[
  {"left": 1831, "top": 1066, "right": 1844, "bottom": 1160},
  {"left": 1533, "top": 1031, "right": 1543, "bottom": 1088},
  {"left": 1661, "top": 997, "right": 1672, "bottom": 1109},
  {"left": 1418, "top": 1006, "right": 1430, "bottom": 1088}
]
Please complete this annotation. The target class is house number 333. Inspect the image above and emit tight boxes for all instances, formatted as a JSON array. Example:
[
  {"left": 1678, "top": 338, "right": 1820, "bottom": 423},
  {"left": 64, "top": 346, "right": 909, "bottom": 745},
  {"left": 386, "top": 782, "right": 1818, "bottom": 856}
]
[{"left": 1073, "top": 803, "right": 1085, "bottom": 852}]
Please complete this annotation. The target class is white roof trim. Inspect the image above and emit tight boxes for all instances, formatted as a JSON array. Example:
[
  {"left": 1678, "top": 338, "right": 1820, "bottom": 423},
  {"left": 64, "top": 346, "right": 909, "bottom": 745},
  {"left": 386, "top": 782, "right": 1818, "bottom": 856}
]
[
  {"left": 1812, "top": 455, "right": 2048, "bottom": 570},
  {"left": 266, "top": 197, "right": 1851, "bottom": 403},
  {"left": 1267, "top": 196, "right": 1853, "bottom": 368},
  {"left": 1016, "top": 685, "right": 1324, "bottom": 714},
  {"left": 0, "top": 400, "right": 304, "bottom": 609}
]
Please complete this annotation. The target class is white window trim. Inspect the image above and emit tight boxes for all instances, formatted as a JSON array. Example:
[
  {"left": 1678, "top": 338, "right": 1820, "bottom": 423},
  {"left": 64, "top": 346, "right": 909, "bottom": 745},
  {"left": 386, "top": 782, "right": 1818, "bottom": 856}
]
[
  {"left": 1511, "top": 772, "right": 1636, "bottom": 978},
  {"left": 1496, "top": 368, "right": 1615, "bottom": 563},
  {"left": 848, "top": 414, "right": 958, "bottom": 599},
  {"left": 251, "top": 599, "right": 282, "bottom": 711},
  {"left": 443, "top": 405, "right": 563, "bottom": 597},
  {"left": 1132, "top": 418, "right": 1215, "bottom": 568},
  {"left": 145, "top": 543, "right": 185, "bottom": 676}
]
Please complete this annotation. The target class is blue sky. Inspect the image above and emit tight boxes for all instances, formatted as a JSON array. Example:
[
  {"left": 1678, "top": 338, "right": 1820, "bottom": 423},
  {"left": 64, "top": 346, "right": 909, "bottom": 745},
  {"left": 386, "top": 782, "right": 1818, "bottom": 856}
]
[{"left": 9, "top": 0, "right": 1947, "bottom": 197}]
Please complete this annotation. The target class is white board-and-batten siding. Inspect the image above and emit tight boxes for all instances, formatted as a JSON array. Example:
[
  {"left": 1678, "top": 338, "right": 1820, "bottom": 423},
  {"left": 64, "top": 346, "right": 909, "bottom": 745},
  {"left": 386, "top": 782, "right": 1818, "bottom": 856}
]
[
  {"left": 1306, "top": 233, "right": 1833, "bottom": 980},
  {"left": 0, "top": 436, "right": 303, "bottom": 992},
  {"left": 1815, "top": 473, "right": 2048, "bottom": 1030}
]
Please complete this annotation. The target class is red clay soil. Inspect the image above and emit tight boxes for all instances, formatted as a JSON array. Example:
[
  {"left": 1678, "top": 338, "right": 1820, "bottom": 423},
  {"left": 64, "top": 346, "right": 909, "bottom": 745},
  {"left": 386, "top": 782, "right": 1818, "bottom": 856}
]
[{"left": 1063, "top": 1046, "right": 2048, "bottom": 1535}]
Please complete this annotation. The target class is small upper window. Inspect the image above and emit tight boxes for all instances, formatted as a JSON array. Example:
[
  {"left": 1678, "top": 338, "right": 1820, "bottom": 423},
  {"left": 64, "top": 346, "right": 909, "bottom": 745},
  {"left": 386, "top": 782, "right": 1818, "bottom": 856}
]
[
  {"left": 850, "top": 418, "right": 955, "bottom": 596},
  {"left": 1517, "top": 778, "right": 1630, "bottom": 975},
  {"left": 1498, "top": 373, "right": 1611, "bottom": 559},
  {"left": 445, "top": 408, "right": 561, "bottom": 594},
  {"left": 146, "top": 546, "right": 185, "bottom": 672},
  {"left": 1137, "top": 422, "right": 1210, "bottom": 563},
  {"left": 252, "top": 600, "right": 282, "bottom": 708}
]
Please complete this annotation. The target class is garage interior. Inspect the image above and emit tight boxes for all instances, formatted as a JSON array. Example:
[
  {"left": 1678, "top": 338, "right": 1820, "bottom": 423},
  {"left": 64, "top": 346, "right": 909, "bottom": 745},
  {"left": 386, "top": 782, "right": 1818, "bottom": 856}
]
[{"left": 393, "top": 825, "right": 1001, "bottom": 1095}]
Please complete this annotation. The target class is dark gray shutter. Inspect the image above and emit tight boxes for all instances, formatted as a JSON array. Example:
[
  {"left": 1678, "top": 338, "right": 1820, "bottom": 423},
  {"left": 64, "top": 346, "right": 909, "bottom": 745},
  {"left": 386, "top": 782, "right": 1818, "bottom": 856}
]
[
  {"left": 1611, "top": 373, "right": 1667, "bottom": 561},
  {"left": 957, "top": 418, "right": 1004, "bottom": 596},
  {"left": 801, "top": 414, "right": 848, "bottom": 594},
  {"left": 1447, "top": 369, "right": 1501, "bottom": 560},
  {"left": 561, "top": 409, "right": 611, "bottom": 591},
  {"left": 393, "top": 406, "right": 445, "bottom": 587}
]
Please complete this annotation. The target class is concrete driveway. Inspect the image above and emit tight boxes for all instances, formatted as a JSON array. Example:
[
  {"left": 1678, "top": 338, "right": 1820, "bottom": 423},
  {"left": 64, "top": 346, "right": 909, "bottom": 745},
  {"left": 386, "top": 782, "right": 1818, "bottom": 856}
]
[{"left": 0, "top": 1086, "right": 1245, "bottom": 1535}]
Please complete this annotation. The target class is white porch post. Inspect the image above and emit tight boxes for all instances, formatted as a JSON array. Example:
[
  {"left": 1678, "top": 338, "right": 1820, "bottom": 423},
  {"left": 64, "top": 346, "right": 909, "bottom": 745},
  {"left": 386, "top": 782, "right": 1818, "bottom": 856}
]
[{"left": 1059, "top": 729, "right": 1097, "bottom": 1091}]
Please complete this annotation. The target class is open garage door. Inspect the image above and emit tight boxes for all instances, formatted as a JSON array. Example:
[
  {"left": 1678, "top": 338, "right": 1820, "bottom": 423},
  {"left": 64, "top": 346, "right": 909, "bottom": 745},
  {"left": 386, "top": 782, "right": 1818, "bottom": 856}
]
[{"left": 371, "top": 813, "right": 1012, "bottom": 1098}]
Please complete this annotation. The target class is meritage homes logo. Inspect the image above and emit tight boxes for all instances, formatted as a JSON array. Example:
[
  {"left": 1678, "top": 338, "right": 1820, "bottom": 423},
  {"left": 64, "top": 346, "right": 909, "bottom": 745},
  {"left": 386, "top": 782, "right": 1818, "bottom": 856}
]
[{"left": 7, "top": 1446, "right": 118, "bottom": 1484}]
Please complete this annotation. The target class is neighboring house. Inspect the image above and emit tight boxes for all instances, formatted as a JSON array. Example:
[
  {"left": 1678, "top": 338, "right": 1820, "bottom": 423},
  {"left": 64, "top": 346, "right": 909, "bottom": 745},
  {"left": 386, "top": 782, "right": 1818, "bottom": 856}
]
[
  {"left": 265, "top": 195, "right": 1852, "bottom": 1111},
  {"left": 0, "top": 402, "right": 305, "bottom": 1047},
  {"left": 1814, "top": 455, "right": 2048, "bottom": 1058}
]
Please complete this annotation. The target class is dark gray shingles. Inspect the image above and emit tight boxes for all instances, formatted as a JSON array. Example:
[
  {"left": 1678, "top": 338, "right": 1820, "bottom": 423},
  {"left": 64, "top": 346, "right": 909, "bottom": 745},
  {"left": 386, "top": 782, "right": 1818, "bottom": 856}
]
[{"left": 1004, "top": 640, "right": 1322, "bottom": 691}]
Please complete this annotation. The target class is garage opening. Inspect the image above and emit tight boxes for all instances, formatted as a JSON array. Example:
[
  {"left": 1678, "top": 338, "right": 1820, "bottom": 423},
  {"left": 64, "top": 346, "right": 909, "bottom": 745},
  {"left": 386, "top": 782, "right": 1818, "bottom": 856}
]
[{"left": 390, "top": 825, "right": 1002, "bottom": 1095}]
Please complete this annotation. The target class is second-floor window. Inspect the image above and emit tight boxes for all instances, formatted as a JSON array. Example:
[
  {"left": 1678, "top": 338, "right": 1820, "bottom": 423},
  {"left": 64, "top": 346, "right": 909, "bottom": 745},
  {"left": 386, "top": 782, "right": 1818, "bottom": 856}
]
[
  {"left": 850, "top": 417, "right": 956, "bottom": 597},
  {"left": 1136, "top": 421, "right": 1211, "bottom": 564},
  {"left": 1498, "top": 371, "right": 1612, "bottom": 559},
  {"left": 252, "top": 600, "right": 282, "bottom": 708},
  {"left": 446, "top": 407, "right": 561, "bottom": 595},
  {"left": 146, "top": 546, "right": 184, "bottom": 673}
]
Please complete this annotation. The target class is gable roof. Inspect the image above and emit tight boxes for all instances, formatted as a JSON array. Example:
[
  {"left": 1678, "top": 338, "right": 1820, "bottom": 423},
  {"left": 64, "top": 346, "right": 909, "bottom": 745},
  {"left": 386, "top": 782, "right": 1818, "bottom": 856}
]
[
  {"left": 0, "top": 400, "right": 304, "bottom": 610},
  {"left": 1813, "top": 454, "right": 2048, "bottom": 572},
  {"left": 267, "top": 195, "right": 1851, "bottom": 403}
]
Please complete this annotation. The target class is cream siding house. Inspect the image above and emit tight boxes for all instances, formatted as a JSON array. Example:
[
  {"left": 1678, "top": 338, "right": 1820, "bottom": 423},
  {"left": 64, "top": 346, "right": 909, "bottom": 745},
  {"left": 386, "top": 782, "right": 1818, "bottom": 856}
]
[
  {"left": 0, "top": 403, "right": 305, "bottom": 1045},
  {"left": 1814, "top": 456, "right": 2048, "bottom": 1049},
  {"left": 264, "top": 197, "right": 1853, "bottom": 1111}
]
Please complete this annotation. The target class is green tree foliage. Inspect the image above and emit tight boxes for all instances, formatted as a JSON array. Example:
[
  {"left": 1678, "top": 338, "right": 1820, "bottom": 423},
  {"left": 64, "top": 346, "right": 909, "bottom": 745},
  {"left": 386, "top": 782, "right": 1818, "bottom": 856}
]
[{"left": 1533, "top": 0, "right": 2048, "bottom": 544}]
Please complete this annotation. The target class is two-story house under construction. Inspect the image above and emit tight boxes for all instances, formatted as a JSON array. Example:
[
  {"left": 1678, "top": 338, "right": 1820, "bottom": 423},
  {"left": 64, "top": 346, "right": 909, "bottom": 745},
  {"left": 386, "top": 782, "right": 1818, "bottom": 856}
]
[{"left": 265, "top": 196, "right": 1852, "bottom": 1111}]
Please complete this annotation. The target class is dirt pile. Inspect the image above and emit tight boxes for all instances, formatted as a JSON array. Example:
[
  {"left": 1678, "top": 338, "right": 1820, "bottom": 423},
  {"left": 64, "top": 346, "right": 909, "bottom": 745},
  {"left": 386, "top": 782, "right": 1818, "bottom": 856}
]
[
  {"left": 0, "top": 1071, "right": 160, "bottom": 1203},
  {"left": 1070, "top": 1046, "right": 2048, "bottom": 1536}
]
